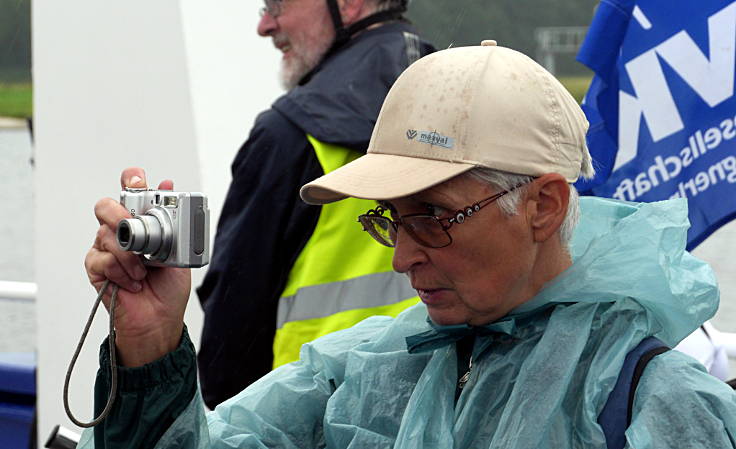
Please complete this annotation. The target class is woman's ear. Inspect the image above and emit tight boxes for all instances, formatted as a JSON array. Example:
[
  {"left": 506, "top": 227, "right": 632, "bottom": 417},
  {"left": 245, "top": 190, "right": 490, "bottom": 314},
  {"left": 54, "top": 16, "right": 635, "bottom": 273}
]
[{"left": 527, "top": 174, "right": 570, "bottom": 243}]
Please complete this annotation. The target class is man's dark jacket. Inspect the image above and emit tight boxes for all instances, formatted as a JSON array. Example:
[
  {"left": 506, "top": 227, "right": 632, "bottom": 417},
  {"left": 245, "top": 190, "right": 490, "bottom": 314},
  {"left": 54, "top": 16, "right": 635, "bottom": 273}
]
[{"left": 196, "top": 21, "right": 435, "bottom": 408}]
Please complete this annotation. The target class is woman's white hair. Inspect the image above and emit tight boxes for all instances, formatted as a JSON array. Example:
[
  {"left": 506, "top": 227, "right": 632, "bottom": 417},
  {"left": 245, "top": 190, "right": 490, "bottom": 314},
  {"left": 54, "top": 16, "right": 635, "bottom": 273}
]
[{"left": 466, "top": 167, "right": 587, "bottom": 248}]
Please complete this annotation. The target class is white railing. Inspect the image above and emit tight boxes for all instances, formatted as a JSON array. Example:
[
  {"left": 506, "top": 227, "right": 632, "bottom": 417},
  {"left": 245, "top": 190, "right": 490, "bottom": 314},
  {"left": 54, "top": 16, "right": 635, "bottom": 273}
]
[
  {"left": 0, "top": 280, "right": 37, "bottom": 301},
  {"left": 534, "top": 26, "right": 589, "bottom": 75}
]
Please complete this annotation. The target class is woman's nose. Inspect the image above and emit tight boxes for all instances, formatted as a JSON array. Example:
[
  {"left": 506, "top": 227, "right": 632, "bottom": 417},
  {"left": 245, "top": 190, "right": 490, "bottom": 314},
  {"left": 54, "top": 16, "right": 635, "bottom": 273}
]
[{"left": 392, "top": 228, "right": 428, "bottom": 274}]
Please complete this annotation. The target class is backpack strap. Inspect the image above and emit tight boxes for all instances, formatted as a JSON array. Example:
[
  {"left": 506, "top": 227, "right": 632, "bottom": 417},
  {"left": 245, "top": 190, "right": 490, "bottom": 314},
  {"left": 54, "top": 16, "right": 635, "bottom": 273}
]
[{"left": 598, "top": 336, "right": 670, "bottom": 449}]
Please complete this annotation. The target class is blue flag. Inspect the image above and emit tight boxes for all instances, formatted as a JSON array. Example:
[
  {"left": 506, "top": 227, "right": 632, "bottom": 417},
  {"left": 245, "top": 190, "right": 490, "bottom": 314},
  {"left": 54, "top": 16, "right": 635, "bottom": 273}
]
[{"left": 576, "top": 0, "right": 736, "bottom": 249}]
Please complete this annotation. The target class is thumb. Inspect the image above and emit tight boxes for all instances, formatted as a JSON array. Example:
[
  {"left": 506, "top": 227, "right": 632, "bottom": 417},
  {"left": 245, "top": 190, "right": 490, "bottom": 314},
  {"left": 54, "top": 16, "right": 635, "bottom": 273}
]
[{"left": 121, "top": 167, "right": 147, "bottom": 189}]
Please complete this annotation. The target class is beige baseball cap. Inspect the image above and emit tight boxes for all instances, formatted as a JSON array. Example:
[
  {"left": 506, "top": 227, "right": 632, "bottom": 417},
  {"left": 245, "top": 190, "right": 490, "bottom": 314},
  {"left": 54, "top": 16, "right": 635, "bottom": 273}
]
[{"left": 300, "top": 40, "right": 592, "bottom": 205}]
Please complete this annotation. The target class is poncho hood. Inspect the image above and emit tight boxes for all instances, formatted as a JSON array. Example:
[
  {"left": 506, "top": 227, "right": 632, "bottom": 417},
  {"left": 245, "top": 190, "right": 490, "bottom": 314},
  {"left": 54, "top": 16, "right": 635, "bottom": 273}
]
[{"left": 534, "top": 196, "right": 717, "bottom": 344}]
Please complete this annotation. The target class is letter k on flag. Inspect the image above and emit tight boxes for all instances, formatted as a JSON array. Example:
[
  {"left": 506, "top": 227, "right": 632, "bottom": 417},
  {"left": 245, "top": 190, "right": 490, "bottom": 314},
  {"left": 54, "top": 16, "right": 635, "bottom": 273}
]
[{"left": 576, "top": 0, "right": 736, "bottom": 249}]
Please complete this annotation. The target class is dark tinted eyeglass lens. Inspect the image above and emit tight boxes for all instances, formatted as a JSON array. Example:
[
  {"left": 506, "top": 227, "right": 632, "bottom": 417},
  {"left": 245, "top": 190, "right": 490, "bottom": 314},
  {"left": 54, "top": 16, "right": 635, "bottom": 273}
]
[
  {"left": 359, "top": 216, "right": 396, "bottom": 247},
  {"left": 403, "top": 216, "right": 451, "bottom": 248}
]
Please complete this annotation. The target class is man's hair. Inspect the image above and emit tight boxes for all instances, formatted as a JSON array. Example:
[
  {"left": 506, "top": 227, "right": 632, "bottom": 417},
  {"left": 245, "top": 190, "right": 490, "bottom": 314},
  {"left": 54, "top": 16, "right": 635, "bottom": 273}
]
[{"left": 466, "top": 168, "right": 584, "bottom": 247}]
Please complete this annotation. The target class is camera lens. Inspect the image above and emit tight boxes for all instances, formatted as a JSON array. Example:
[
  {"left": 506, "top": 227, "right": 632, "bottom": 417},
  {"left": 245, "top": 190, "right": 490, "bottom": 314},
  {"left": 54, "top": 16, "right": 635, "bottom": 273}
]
[
  {"left": 117, "top": 215, "right": 165, "bottom": 255},
  {"left": 117, "top": 221, "right": 132, "bottom": 247}
]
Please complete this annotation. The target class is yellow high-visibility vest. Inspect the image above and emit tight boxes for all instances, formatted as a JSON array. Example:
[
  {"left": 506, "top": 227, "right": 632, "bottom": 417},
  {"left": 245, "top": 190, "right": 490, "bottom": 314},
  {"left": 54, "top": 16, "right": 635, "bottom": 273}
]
[{"left": 272, "top": 135, "right": 419, "bottom": 368}]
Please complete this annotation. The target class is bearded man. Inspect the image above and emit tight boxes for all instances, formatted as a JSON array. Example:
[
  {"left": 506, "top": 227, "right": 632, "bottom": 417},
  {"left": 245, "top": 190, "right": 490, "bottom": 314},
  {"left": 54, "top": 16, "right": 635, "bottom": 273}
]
[{"left": 196, "top": 0, "right": 435, "bottom": 408}]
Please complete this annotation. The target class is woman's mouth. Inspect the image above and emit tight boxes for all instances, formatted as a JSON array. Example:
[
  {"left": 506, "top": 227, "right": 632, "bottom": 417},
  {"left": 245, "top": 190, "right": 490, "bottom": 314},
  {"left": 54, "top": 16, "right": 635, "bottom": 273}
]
[{"left": 416, "top": 288, "right": 449, "bottom": 304}]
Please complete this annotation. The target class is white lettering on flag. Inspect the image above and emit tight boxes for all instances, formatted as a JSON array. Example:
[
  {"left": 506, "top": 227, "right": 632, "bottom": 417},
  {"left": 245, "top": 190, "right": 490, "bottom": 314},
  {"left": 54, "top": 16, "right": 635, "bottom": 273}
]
[
  {"left": 615, "top": 2, "right": 736, "bottom": 170},
  {"left": 618, "top": 50, "right": 683, "bottom": 169},
  {"left": 656, "top": 2, "right": 736, "bottom": 107},
  {"left": 633, "top": 6, "right": 652, "bottom": 30}
]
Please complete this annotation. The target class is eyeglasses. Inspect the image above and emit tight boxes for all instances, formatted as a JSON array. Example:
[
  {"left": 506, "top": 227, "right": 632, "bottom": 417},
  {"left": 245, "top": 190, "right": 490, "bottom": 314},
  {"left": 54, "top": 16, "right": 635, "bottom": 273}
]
[
  {"left": 259, "top": 0, "right": 284, "bottom": 18},
  {"left": 358, "top": 190, "right": 513, "bottom": 249}
]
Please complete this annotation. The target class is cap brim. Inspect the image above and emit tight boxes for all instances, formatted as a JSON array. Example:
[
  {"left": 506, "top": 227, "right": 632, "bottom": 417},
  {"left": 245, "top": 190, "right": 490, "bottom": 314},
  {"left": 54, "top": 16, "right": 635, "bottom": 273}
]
[{"left": 300, "top": 153, "right": 476, "bottom": 205}]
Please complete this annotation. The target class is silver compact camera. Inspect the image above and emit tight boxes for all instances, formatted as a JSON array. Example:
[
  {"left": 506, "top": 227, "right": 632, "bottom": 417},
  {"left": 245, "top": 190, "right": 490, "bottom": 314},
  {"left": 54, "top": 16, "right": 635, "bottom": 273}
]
[{"left": 116, "top": 188, "right": 210, "bottom": 268}]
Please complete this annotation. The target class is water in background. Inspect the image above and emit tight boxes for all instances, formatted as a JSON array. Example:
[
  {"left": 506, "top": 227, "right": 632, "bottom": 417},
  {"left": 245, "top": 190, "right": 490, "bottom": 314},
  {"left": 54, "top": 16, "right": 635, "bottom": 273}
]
[
  {"left": 0, "top": 124, "right": 33, "bottom": 282},
  {"left": 0, "top": 122, "right": 35, "bottom": 351},
  {"left": 0, "top": 124, "right": 735, "bottom": 361}
]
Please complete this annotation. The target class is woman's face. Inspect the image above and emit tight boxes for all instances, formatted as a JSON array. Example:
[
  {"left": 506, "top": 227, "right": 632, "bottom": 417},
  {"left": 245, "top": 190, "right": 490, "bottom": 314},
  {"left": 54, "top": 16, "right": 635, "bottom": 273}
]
[{"left": 385, "top": 175, "right": 541, "bottom": 326}]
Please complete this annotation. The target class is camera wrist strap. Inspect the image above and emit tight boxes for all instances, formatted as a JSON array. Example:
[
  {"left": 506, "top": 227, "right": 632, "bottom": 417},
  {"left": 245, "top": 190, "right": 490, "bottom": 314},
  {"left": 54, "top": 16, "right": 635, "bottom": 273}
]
[{"left": 63, "top": 279, "right": 119, "bottom": 428}]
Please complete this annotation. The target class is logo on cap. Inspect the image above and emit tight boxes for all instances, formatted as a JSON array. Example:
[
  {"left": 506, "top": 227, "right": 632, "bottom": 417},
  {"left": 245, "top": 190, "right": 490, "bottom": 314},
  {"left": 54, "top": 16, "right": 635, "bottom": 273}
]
[
  {"left": 406, "top": 129, "right": 418, "bottom": 140},
  {"left": 417, "top": 130, "right": 454, "bottom": 149}
]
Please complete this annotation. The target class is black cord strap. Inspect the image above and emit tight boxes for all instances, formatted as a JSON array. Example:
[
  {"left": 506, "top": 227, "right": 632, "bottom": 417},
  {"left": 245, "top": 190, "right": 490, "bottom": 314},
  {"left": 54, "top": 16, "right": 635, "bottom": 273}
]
[
  {"left": 330, "top": 9, "right": 405, "bottom": 54},
  {"left": 298, "top": 6, "right": 407, "bottom": 85},
  {"left": 63, "top": 279, "right": 119, "bottom": 428},
  {"left": 325, "top": 0, "right": 345, "bottom": 37}
]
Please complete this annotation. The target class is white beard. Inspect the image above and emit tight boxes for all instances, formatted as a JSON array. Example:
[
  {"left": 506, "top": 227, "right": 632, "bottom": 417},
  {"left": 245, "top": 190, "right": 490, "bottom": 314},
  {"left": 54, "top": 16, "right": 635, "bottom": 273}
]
[{"left": 277, "top": 31, "right": 333, "bottom": 90}]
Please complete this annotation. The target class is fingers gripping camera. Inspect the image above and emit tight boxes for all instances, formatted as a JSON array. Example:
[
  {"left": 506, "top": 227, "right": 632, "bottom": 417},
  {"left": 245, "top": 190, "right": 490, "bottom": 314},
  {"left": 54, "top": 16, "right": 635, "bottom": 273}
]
[{"left": 116, "top": 188, "right": 210, "bottom": 268}]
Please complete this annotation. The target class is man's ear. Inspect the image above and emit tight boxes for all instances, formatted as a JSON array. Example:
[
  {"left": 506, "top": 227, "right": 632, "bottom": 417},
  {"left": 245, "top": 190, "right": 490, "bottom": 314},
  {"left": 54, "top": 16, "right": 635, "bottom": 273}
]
[
  {"left": 339, "top": 0, "right": 368, "bottom": 25},
  {"left": 527, "top": 174, "right": 570, "bottom": 243}
]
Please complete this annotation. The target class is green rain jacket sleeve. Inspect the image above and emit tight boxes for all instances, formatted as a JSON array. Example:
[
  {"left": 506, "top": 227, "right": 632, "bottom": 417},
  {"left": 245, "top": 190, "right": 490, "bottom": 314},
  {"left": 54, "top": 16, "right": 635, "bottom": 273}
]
[
  {"left": 77, "top": 314, "right": 397, "bottom": 449},
  {"left": 78, "top": 328, "right": 198, "bottom": 449}
]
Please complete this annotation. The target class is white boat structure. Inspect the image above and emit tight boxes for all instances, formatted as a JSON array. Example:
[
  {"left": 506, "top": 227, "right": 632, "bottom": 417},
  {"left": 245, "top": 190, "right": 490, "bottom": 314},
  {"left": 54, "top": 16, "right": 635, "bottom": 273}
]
[{"left": 26, "top": 0, "right": 281, "bottom": 441}]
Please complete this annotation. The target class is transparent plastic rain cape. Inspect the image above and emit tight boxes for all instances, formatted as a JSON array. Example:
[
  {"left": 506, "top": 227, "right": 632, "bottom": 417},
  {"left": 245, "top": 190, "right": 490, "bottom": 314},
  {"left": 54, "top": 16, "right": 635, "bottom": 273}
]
[{"left": 80, "top": 197, "right": 734, "bottom": 449}]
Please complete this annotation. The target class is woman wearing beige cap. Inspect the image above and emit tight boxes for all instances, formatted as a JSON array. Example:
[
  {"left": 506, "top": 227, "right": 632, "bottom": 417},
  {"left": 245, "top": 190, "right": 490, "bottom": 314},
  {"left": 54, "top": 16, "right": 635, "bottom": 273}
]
[{"left": 80, "top": 43, "right": 736, "bottom": 449}]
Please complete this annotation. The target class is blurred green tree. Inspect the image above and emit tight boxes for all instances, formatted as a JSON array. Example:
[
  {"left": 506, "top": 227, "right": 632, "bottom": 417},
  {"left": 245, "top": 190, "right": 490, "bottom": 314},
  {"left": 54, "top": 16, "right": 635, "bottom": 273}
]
[{"left": 0, "top": 0, "right": 31, "bottom": 83}]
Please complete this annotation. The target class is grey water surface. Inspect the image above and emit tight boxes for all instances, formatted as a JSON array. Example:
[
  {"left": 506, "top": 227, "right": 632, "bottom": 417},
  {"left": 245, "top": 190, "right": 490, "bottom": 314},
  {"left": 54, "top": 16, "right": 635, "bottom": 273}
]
[{"left": 0, "top": 122, "right": 35, "bottom": 352}]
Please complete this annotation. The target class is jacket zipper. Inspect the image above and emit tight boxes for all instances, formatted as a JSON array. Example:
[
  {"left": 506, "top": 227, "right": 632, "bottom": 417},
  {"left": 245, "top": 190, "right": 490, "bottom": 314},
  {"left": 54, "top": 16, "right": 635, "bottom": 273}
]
[{"left": 458, "top": 356, "right": 472, "bottom": 391}]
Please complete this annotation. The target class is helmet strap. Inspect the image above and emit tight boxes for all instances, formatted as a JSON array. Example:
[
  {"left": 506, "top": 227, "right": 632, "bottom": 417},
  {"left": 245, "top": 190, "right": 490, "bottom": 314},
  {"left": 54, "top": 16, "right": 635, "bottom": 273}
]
[
  {"left": 325, "top": 0, "right": 346, "bottom": 41},
  {"left": 327, "top": 7, "right": 406, "bottom": 56},
  {"left": 298, "top": 2, "right": 407, "bottom": 85},
  {"left": 325, "top": 0, "right": 407, "bottom": 53}
]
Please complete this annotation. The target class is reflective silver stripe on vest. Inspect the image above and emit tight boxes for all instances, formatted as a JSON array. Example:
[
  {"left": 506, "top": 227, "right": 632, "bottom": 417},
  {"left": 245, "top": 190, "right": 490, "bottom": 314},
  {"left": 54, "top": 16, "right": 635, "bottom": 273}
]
[
  {"left": 403, "top": 32, "right": 421, "bottom": 65},
  {"left": 277, "top": 271, "right": 416, "bottom": 328}
]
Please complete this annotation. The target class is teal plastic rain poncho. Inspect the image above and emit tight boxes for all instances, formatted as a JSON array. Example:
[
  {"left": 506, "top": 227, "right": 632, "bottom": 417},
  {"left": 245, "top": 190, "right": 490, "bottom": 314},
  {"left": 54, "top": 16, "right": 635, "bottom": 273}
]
[{"left": 79, "top": 197, "right": 736, "bottom": 449}]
